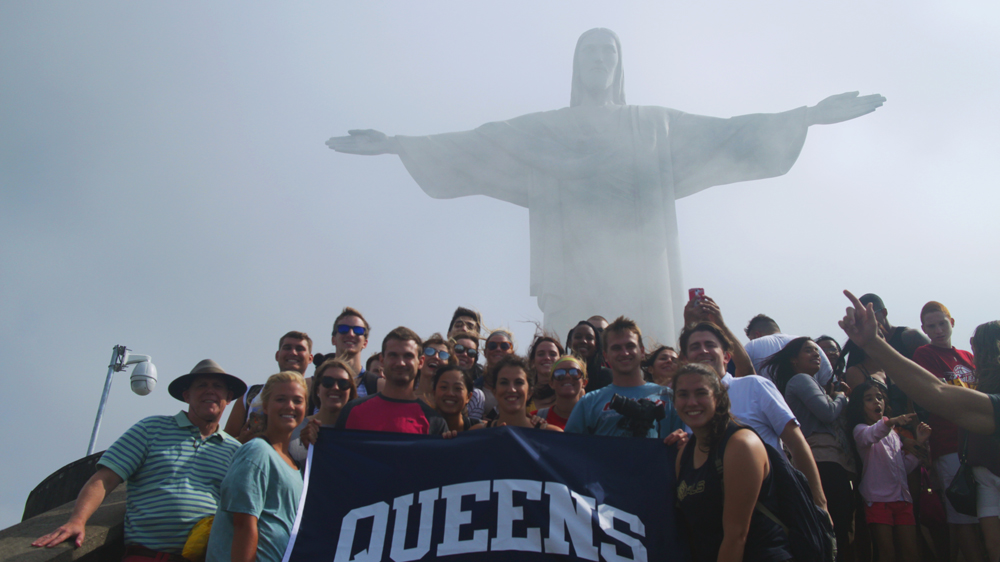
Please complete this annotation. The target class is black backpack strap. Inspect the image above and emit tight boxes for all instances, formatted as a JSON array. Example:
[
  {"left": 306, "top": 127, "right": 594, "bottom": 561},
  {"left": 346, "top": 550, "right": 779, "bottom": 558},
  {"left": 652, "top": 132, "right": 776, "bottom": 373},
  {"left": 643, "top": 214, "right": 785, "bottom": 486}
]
[
  {"left": 714, "top": 424, "right": 788, "bottom": 534},
  {"left": 751, "top": 495, "right": 789, "bottom": 536},
  {"left": 712, "top": 422, "right": 745, "bottom": 477}
]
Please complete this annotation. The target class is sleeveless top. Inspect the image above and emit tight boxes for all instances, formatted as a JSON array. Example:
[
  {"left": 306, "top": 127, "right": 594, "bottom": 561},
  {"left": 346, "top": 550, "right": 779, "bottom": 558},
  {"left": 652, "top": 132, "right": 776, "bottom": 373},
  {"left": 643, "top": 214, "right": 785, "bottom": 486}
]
[
  {"left": 677, "top": 422, "right": 791, "bottom": 562},
  {"left": 887, "top": 327, "right": 910, "bottom": 358},
  {"left": 856, "top": 363, "right": 885, "bottom": 389}
]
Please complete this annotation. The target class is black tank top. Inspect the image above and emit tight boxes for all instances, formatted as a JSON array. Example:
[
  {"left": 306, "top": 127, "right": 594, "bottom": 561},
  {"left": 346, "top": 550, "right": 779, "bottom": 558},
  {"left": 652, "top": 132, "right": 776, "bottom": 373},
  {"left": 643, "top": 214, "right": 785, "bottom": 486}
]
[{"left": 677, "top": 422, "right": 791, "bottom": 562}]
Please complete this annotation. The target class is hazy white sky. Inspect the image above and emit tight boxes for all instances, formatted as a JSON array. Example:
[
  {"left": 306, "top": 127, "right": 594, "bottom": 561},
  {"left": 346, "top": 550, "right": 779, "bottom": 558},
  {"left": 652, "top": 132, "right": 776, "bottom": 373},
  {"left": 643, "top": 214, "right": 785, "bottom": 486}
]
[{"left": 2, "top": 2, "right": 998, "bottom": 528}]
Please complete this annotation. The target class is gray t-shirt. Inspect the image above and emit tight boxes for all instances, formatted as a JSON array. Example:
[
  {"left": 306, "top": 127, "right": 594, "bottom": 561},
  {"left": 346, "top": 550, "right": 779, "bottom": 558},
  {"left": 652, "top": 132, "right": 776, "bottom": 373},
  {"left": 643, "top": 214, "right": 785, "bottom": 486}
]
[{"left": 784, "top": 373, "right": 848, "bottom": 439}]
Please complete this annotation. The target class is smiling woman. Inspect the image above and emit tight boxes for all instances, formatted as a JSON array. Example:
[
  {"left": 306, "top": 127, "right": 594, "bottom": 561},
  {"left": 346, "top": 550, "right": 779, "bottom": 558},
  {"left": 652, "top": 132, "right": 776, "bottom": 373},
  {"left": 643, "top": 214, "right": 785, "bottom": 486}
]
[
  {"left": 432, "top": 365, "right": 477, "bottom": 432},
  {"left": 527, "top": 336, "right": 564, "bottom": 412},
  {"left": 206, "top": 372, "right": 308, "bottom": 562},
  {"left": 535, "top": 355, "right": 587, "bottom": 430},
  {"left": 290, "top": 358, "right": 359, "bottom": 463},
  {"left": 473, "top": 355, "right": 562, "bottom": 432},
  {"left": 761, "top": 337, "right": 855, "bottom": 558},
  {"left": 672, "top": 363, "right": 791, "bottom": 562},
  {"left": 415, "top": 333, "right": 456, "bottom": 408}
]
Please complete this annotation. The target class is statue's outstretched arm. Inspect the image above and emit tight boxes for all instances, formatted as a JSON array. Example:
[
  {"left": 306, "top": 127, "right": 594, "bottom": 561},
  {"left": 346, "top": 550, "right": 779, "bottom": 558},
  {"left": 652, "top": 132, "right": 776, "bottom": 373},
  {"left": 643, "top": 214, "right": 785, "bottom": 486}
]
[
  {"left": 326, "top": 129, "right": 401, "bottom": 155},
  {"left": 806, "top": 91, "right": 886, "bottom": 126}
]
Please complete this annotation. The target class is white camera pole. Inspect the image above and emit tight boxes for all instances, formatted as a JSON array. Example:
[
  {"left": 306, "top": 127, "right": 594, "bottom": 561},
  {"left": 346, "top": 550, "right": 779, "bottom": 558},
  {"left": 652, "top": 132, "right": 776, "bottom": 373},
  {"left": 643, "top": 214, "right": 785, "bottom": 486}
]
[
  {"left": 87, "top": 345, "right": 128, "bottom": 456},
  {"left": 87, "top": 345, "right": 156, "bottom": 455}
]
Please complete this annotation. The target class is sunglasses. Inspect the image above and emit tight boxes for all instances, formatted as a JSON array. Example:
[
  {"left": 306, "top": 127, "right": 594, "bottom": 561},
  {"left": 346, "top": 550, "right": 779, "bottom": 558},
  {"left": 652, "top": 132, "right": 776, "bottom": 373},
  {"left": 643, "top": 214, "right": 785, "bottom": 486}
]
[
  {"left": 453, "top": 344, "right": 478, "bottom": 357},
  {"left": 486, "top": 341, "right": 512, "bottom": 351},
  {"left": 552, "top": 368, "right": 583, "bottom": 382},
  {"left": 320, "top": 377, "right": 352, "bottom": 390},
  {"left": 423, "top": 348, "right": 451, "bottom": 361},
  {"left": 335, "top": 324, "right": 367, "bottom": 336}
]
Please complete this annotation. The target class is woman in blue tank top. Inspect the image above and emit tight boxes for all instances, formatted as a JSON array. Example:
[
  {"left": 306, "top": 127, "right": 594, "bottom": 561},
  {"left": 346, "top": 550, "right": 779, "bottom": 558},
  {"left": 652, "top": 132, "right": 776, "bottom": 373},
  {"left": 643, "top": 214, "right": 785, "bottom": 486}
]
[{"left": 674, "top": 363, "right": 791, "bottom": 562}]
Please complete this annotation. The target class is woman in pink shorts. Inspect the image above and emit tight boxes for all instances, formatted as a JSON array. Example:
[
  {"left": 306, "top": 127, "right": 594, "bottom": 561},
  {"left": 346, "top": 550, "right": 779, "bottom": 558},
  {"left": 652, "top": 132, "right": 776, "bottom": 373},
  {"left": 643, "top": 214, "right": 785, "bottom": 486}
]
[{"left": 848, "top": 381, "right": 931, "bottom": 562}]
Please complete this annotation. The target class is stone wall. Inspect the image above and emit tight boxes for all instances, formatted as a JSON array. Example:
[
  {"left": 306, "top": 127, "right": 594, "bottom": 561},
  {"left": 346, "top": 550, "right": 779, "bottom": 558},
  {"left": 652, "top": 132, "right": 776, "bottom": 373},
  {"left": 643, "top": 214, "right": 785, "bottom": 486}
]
[{"left": 0, "top": 485, "right": 125, "bottom": 562}]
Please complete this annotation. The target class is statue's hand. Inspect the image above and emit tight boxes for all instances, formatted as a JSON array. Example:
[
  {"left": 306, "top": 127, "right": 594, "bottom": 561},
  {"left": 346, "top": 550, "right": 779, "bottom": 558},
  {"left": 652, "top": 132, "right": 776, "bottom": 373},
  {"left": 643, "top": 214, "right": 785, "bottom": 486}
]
[
  {"left": 807, "top": 92, "right": 886, "bottom": 125},
  {"left": 326, "top": 129, "right": 400, "bottom": 155}
]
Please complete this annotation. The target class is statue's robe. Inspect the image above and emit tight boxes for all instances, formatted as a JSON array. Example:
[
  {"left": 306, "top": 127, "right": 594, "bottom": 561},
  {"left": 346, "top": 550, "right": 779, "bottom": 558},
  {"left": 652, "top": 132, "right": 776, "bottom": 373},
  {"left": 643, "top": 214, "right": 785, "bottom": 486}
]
[{"left": 397, "top": 104, "right": 808, "bottom": 344}]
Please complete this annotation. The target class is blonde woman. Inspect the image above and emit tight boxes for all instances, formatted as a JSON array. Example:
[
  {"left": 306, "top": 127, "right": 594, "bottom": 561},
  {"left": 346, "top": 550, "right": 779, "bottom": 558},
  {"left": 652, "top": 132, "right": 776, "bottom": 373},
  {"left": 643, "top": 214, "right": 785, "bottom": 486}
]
[
  {"left": 206, "top": 372, "right": 308, "bottom": 562},
  {"left": 534, "top": 355, "right": 587, "bottom": 429}
]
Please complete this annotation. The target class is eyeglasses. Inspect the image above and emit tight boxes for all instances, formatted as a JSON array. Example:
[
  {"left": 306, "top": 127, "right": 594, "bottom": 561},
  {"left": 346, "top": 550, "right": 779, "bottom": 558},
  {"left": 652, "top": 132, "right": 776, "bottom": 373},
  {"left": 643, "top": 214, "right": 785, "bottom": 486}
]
[
  {"left": 453, "top": 344, "right": 478, "bottom": 357},
  {"left": 335, "top": 324, "right": 367, "bottom": 336},
  {"left": 552, "top": 368, "right": 583, "bottom": 382},
  {"left": 486, "top": 341, "right": 512, "bottom": 351},
  {"left": 423, "top": 348, "right": 451, "bottom": 361},
  {"left": 320, "top": 377, "right": 352, "bottom": 390}
]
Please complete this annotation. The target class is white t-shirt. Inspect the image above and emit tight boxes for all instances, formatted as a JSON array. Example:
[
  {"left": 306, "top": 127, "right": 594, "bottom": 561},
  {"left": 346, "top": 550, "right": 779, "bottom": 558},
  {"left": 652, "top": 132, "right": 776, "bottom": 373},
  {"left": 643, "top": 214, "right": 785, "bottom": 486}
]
[
  {"left": 721, "top": 372, "right": 798, "bottom": 451},
  {"left": 744, "top": 333, "right": 833, "bottom": 386}
]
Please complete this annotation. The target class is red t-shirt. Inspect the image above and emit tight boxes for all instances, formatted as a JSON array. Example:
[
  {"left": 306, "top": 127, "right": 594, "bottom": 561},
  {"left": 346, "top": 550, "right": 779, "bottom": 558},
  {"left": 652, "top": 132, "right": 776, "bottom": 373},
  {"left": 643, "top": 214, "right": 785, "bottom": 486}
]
[
  {"left": 336, "top": 394, "right": 448, "bottom": 435},
  {"left": 530, "top": 407, "right": 570, "bottom": 430},
  {"left": 912, "top": 344, "right": 976, "bottom": 459},
  {"left": 543, "top": 407, "right": 569, "bottom": 430}
]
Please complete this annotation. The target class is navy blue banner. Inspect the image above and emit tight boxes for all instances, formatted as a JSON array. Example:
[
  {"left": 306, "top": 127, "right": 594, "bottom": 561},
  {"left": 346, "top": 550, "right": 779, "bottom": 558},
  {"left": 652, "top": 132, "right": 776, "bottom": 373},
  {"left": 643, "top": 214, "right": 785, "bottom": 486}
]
[{"left": 284, "top": 426, "right": 685, "bottom": 562}]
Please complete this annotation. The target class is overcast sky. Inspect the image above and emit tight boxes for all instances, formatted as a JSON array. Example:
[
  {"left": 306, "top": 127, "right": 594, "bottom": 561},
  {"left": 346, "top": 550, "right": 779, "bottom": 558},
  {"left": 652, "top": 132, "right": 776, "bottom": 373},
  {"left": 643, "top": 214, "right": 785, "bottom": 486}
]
[{"left": 2, "top": 2, "right": 998, "bottom": 529}]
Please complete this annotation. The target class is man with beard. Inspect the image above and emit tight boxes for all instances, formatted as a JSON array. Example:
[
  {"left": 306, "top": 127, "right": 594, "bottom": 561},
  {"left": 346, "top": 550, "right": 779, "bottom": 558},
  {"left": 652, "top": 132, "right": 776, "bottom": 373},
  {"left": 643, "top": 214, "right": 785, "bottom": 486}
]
[{"left": 336, "top": 327, "right": 449, "bottom": 435}]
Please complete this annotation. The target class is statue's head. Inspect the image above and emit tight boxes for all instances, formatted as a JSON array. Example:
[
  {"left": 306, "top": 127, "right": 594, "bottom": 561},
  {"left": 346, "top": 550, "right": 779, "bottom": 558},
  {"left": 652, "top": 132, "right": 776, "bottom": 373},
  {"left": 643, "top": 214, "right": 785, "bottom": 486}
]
[{"left": 571, "top": 28, "right": 625, "bottom": 107}]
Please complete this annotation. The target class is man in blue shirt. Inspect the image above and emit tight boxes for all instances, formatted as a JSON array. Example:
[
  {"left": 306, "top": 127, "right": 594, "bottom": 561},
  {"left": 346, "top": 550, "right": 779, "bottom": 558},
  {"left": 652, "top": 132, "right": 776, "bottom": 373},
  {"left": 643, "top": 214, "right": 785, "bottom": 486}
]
[{"left": 565, "top": 316, "right": 683, "bottom": 438}]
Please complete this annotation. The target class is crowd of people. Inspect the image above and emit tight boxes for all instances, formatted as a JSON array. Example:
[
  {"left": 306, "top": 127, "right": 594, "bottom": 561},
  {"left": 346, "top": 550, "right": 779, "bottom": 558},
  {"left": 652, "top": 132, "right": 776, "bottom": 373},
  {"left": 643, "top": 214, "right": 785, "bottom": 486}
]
[{"left": 30, "top": 292, "right": 1000, "bottom": 562}]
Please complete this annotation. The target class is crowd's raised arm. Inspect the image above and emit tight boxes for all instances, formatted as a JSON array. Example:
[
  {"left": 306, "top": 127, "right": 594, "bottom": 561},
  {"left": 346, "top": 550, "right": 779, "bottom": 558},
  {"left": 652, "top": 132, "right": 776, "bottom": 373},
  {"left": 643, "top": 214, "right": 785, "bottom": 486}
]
[{"left": 32, "top": 296, "right": 1000, "bottom": 562}]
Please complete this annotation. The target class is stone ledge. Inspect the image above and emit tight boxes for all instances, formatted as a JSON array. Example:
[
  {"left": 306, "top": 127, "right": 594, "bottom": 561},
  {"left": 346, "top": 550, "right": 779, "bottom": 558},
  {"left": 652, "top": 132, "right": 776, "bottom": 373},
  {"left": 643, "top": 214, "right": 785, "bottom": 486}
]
[{"left": 0, "top": 486, "right": 126, "bottom": 562}]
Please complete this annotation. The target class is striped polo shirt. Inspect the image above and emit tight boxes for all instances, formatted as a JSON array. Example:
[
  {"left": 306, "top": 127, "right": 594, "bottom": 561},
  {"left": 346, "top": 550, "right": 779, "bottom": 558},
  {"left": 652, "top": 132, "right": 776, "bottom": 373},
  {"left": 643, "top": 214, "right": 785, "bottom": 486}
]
[{"left": 98, "top": 411, "right": 241, "bottom": 553}]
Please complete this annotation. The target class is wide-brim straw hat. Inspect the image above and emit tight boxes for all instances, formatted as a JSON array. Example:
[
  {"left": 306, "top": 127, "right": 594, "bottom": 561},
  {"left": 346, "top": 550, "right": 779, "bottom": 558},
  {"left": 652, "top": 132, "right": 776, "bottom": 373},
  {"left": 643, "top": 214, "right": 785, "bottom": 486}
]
[{"left": 167, "top": 359, "right": 248, "bottom": 402}]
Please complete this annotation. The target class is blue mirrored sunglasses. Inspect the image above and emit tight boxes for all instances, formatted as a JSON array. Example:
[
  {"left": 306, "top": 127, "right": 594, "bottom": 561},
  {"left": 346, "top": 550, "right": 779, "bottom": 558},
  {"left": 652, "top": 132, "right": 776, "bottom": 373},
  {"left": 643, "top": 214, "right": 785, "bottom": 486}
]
[{"left": 335, "top": 324, "right": 367, "bottom": 336}]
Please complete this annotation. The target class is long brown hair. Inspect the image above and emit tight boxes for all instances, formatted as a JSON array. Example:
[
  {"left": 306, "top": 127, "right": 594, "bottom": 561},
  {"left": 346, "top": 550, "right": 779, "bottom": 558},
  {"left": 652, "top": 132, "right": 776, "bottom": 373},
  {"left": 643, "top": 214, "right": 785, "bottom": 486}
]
[
  {"left": 308, "top": 358, "right": 358, "bottom": 414},
  {"left": 672, "top": 363, "right": 733, "bottom": 450},
  {"left": 973, "top": 321, "right": 1000, "bottom": 394}
]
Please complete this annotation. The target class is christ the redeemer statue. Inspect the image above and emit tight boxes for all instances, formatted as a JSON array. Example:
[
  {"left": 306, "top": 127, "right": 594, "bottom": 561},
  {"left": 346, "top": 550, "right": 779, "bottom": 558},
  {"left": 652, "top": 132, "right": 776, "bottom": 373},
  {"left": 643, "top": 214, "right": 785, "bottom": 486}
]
[{"left": 327, "top": 28, "right": 884, "bottom": 345}]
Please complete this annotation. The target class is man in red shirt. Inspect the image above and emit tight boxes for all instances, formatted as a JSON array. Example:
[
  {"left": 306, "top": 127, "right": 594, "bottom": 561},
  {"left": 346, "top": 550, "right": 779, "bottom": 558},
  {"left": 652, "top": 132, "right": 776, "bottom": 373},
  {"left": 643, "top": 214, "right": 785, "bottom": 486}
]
[
  {"left": 912, "top": 301, "right": 985, "bottom": 561},
  {"left": 336, "top": 326, "right": 449, "bottom": 435}
]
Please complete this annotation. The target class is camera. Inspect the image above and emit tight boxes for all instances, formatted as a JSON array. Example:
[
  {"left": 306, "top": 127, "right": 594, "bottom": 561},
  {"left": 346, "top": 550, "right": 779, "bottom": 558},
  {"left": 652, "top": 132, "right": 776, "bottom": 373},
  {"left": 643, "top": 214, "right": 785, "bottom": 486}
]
[{"left": 608, "top": 393, "right": 666, "bottom": 437}]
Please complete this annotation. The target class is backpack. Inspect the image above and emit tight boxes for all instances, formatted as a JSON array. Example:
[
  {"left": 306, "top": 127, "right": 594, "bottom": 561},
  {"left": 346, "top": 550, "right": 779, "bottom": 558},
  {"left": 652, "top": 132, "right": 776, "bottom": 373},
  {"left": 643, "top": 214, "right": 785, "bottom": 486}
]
[{"left": 716, "top": 426, "right": 837, "bottom": 562}]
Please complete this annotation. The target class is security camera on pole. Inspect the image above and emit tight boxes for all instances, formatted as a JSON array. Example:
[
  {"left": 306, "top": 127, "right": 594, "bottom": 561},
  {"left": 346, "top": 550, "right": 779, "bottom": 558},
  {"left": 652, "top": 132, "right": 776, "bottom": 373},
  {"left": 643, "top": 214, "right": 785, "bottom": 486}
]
[{"left": 86, "top": 345, "right": 158, "bottom": 455}]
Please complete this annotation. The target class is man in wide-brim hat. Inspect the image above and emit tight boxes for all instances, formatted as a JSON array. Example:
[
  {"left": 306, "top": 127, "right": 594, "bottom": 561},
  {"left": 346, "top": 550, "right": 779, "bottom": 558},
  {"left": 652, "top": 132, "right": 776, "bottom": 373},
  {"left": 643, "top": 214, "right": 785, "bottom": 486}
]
[
  {"left": 168, "top": 358, "right": 248, "bottom": 402},
  {"left": 34, "top": 359, "right": 247, "bottom": 561}
]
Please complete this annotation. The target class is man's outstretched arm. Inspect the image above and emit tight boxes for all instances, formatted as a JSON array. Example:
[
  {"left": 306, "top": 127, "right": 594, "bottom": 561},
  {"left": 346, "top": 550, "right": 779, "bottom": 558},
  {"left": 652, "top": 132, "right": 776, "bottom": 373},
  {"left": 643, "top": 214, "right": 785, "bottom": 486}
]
[
  {"left": 840, "top": 290, "right": 994, "bottom": 435},
  {"left": 32, "top": 467, "right": 123, "bottom": 548}
]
